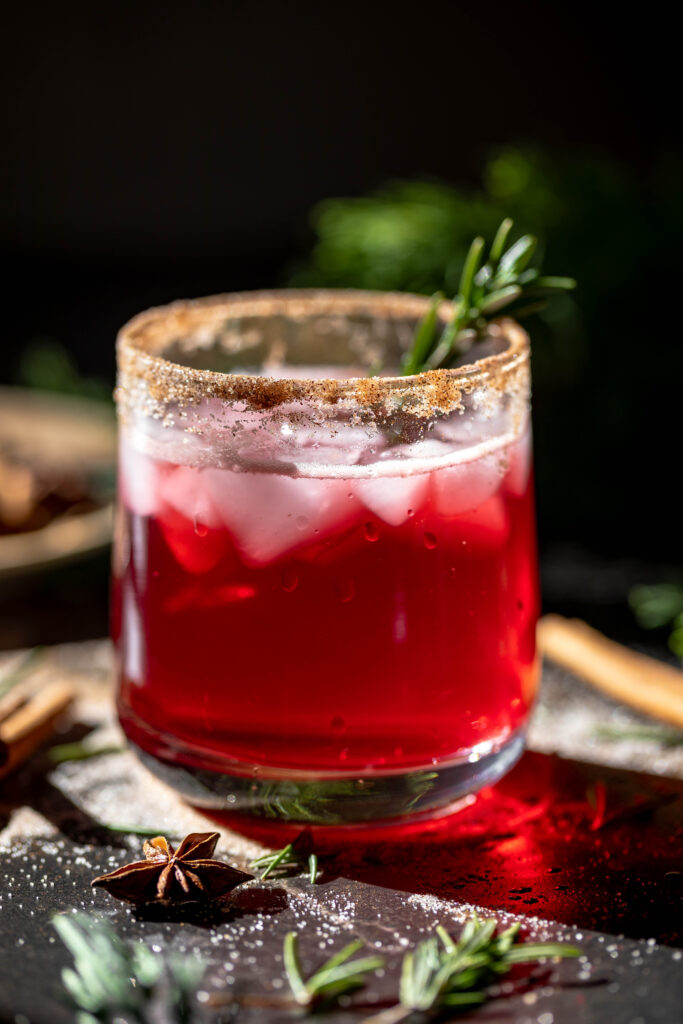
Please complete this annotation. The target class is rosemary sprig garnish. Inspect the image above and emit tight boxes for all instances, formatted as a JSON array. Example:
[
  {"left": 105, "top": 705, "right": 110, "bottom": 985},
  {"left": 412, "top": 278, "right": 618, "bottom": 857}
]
[
  {"left": 364, "top": 915, "right": 581, "bottom": 1023},
  {"left": 251, "top": 832, "right": 320, "bottom": 883},
  {"left": 283, "top": 931, "right": 384, "bottom": 1009},
  {"left": 53, "top": 912, "right": 204, "bottom": 1024},
  {"left": 402, "top": 217, "right": 576, "bottom": 374}
]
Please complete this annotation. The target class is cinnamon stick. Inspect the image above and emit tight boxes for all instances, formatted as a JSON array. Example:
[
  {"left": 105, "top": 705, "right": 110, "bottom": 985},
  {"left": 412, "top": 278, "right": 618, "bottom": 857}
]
[
  {"left": 0, "top": 680, "right": 75, "bottom": 780},
  {"left": 538, "top": 614, "right": 683, "bottom": 729}
]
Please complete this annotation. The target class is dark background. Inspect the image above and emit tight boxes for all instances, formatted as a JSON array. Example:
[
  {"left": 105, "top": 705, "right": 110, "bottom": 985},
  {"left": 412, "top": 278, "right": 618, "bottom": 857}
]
[{"left": 2, "top": 0, "right": 681, "bottom": 644}]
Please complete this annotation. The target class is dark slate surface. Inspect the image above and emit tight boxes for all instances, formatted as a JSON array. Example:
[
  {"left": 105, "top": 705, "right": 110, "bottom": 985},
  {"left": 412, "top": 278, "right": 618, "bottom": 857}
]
[
  {"left": 1, "top": 833, "right": 683, "bottom": 1024},
  {"left": 1, "top": 644, "right": 683, "bottom": 1023}
]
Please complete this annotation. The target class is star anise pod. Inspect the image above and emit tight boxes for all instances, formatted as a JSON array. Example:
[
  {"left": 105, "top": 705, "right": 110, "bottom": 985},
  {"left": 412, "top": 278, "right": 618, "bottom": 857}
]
[{"left": 91, "top": 831, "right": 253, "bottom": 905}]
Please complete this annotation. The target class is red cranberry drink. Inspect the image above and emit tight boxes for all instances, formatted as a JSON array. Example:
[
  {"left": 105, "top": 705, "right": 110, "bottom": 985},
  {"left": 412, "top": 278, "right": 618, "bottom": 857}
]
[
  {"left": 115, "top": 430, "right": 536, "bottom": 769},
  {"left": 113, "top": 292, "right": 539, "bottom": 824}
]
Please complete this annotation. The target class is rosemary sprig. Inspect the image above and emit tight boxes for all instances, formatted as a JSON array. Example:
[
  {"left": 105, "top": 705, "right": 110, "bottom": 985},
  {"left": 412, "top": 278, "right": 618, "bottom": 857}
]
[
  {"left": 592, "top": 723, "right": 683, "bottom": 747},
  {"left": 402, "top": 217, "right": 576, "bottom": 374},
  {"left": 48, "top": 741, "right": 125, "bottom": 764},
  {"left": 97, "top": 822, "right": 181, "bottom": 838},
  {"left": 251, "top": 832, "right": 320, "bottom": 883},
  {"left": 364, "top": 915, "right": 581, "bottom": 1023},
  {"left": 283, "top": 931, "right": 384, "bottom": 1009},
  {"left": 53, "top": 912, "right": 204, "bottom": 1024}
]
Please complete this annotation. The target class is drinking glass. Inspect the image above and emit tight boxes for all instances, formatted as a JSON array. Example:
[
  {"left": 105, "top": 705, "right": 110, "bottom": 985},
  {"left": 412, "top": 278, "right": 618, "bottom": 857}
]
[{"left": 113, "top": 290, "right": 539, "bottom": 824}]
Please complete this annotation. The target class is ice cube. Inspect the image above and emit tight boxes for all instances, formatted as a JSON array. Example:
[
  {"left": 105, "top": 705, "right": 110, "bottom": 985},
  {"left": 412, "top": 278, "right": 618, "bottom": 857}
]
[
  {"left": 505, "top": 429, "right": 532, "bottom": 497},
  {"left": 355, "top": 472, "right": 430, "bottom": 526},
  {"left": 432, "top": 452, "right": 503, "bottom": 517},
  {"left": 160, "top": 465, "right": 223, "bottom": 529},
  {"left": 453, "top": 493, "right": 509, "bottom": 546},
  {"left": 432, "top": 409, "right": 509, "bottom": 445},
  {"left": 376, "top": 438, "right": 451, "bottom": 468},
  {"left": 158, "top": 507, "right": 232, "bottom": 574},
  {"left": 291, "top": 423, "right": 386, "bottom": 467},
  {"left": 204, "top": 468, "right": 362, "bottom": 566},
  {"left": 119, "top": 443, "right": 163, "bottom": 517}
]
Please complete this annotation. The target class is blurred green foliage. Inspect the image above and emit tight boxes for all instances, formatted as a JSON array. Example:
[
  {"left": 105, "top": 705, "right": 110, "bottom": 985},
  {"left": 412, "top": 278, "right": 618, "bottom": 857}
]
[
  {"left": 630, "top": 584, "right": 683, "bottom": 659},
  {"left": 18, "top": 338, "right": 111, "bottom": 402},
  {"left": 289, "top": 147, "right": 683, "bottom": 556},
  {"left": 290, "top": 146, "right": 681, "bottom": 302}
]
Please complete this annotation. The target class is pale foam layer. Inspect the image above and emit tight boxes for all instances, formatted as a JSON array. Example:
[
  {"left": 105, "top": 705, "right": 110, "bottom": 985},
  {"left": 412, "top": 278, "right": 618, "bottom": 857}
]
[{"left": 119, "top": 429, "right": 531, "bottom": 568}]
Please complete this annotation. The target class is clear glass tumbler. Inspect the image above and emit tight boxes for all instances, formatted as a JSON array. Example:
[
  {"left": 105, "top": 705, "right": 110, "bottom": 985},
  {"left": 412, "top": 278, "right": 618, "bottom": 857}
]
[{"left": 113, "top": 290, "right": 539, "bottom": 825}]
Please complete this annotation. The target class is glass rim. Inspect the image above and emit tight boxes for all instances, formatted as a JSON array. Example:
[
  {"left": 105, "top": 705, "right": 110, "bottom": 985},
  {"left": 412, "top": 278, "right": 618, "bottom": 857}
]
[{"left": 116, "top": 289, "right": 529, "bottom": 417}]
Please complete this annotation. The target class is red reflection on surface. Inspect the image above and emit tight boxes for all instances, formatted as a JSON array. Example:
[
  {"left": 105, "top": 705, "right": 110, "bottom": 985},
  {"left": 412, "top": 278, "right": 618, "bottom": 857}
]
[{"left": 220, "top": 752, "right": 683, "bottom": 945}]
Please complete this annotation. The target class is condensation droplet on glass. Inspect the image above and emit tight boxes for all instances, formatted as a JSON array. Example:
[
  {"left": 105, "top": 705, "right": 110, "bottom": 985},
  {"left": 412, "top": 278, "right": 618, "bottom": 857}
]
[
  {"left": 281, "top": 567, "right": 299, "bottom": 593},
  {"left": 423, "top": 532, "right": 437, "bottom": 549},
  {"left": 194, "top": 520, "right": 209, "bottom": 538},
  {"left": 295, "top": 515, "right": 308, "bottom": 531},
  {"left": 363, "top": 522, "right": 379, "bottom": 542},
  {"left": 339, "top": 748, "right": 349, "bottom": 761},
  {"left": 407, "top": 508, "right": 414, "bottom": 517}
]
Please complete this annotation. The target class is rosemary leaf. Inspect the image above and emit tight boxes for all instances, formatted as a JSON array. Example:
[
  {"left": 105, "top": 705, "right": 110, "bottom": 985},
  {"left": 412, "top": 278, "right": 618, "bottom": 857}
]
[
  {"left": 54, "top": 912, "right": 204, "bottom": 1023},
  {"left": 533, "top": 275, "right": 577, "bottom": 291},
  {"left": 402, "top": 217, "right": 576, "bottom": 373},
  {"left": 366, "top": 914, "right": 580, "bottom": 1022},
  {"left": 503, "top": 941, "right": 580, "bottom": 963},
  {"left": 251, "top": 834, "right": 321, "bottom": 883},
  {"left": 257, "top": 843, "right": 294, "bottom": 881},
  {"left": 498, "top": 233, "right": 537, "bottom": 278},
  {"left": 283, "top": 931, "right": 309, "bottom": 1005},
  {"left": 401, "top": 292, "right": 442, "bottom": 375},
  {"left": 309, "top": 852, "right": 319, "bottom": 884},
  {"left": 458, "top": 236, "right": 485, "bottom": 308},
  {"left": 97, "top": 822, "right": 178, "bottom": 838},
  {"left": 489, "top": 216, "right": 514, "bottom": 265},
  {"left": 283, "top": 932, "right": 384, "bottom": 1009},
  {"left": 593, "top": 723, "right": 683, "bottom": 747},
  {"left": 479, "top": 284, "right": 522, "bottom": 315},
  {"left": 314, "top": 938, "right": 365, "bottom": 973},
  {"left": 48, "top": 742, "right": 125, "bottom": 764}
]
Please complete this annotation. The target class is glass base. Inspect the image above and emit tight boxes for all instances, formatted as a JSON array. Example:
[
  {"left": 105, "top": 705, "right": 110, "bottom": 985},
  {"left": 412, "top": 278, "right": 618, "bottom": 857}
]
[{"left": 131, "top": 730, "right": 526, "bottom": 826}]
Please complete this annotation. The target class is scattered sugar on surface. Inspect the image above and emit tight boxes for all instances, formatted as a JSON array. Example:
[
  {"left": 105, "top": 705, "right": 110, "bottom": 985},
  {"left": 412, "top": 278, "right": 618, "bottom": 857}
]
[{"left": 2, "top": 636, "right": 683, "bottom": 1018}]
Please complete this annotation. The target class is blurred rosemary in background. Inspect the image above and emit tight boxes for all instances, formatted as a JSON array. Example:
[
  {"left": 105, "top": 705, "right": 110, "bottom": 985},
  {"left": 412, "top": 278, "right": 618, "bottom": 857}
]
[
  {"left": 630, "top": 584, "right": 683, "bottom": 659},
  {"left": 17, "top": 338, "right": 111, "bottom": 402}
]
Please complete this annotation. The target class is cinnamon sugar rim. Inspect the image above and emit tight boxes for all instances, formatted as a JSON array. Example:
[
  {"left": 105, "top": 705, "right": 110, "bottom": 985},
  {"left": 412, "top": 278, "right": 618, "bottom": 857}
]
[{"left": 116, "top": 289, "right": 529, "bottom": 416}]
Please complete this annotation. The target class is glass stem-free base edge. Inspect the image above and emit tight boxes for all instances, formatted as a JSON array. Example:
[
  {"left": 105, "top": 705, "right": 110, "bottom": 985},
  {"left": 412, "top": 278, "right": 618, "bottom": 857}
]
[{"left": 129, "top": 731, "right": 526, "bottom": 826}]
